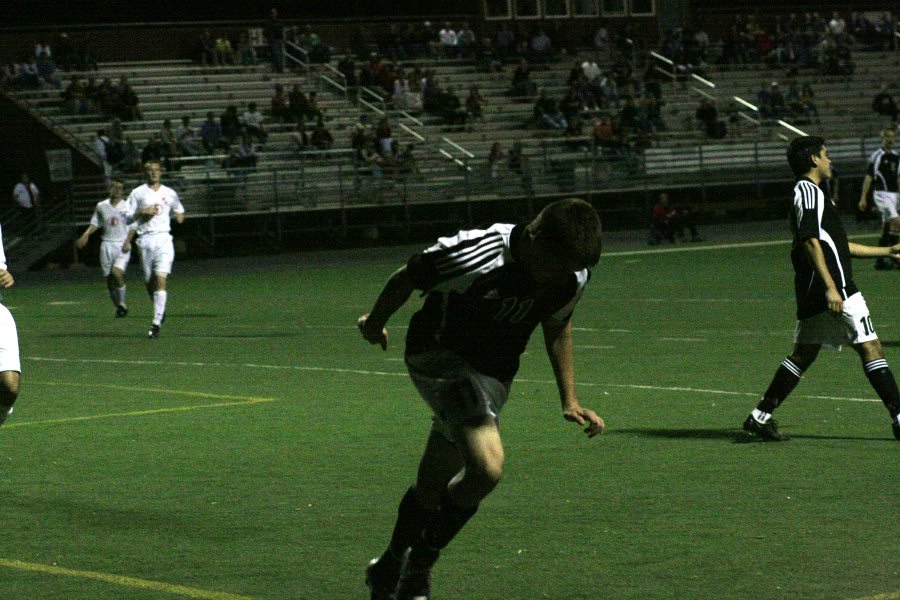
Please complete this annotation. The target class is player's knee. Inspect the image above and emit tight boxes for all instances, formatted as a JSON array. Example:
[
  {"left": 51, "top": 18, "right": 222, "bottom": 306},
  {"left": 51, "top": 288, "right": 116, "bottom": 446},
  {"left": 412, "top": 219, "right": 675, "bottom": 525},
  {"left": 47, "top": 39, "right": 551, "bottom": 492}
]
[
  {"left": 855, "top": 339, "right": 884, "bottom": 362},
  {"left": 0, "top": 372, "right": 20, "bottom": 407},
  {"left": 790, "top": 348, "right": 819, "bottom": 370},
  {"left": 470, "top": 450, "right": 504, "bottom": 490}
]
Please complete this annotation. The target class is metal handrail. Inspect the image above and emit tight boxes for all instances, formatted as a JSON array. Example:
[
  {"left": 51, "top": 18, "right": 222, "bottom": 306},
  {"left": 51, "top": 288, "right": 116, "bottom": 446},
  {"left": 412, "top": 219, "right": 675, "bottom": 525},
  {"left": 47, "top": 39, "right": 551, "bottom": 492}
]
[{"left": 284, "top": 40, "right": 309, "bottom": 72}]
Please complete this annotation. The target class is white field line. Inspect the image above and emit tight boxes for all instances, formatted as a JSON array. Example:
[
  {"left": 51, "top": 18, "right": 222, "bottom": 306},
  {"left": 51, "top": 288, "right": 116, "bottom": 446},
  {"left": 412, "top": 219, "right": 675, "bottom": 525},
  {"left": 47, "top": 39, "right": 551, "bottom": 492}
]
[
  {"left": 26, "top": 356, "right": 882, "bottom": 404},
  {"left": 602, "top": 232, "right": 877, "bottom": 258}
]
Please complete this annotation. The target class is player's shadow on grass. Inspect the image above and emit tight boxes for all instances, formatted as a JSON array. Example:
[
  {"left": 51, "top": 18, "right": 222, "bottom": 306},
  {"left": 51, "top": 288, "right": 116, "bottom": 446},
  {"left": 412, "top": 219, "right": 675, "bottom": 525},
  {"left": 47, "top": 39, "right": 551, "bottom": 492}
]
[
  {"left": 880, "top": 340, "right": 900, "bottom": 348},
  {"left": 616, "top": 428, "right": 891, "bottom": 443}
]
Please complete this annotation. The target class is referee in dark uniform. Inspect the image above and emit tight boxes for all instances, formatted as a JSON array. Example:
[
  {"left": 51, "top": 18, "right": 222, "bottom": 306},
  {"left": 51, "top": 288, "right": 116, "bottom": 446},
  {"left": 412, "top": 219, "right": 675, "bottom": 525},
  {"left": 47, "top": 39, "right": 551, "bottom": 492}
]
[{"left": 743, "top": 135, "right": 900, "bottom": 441}]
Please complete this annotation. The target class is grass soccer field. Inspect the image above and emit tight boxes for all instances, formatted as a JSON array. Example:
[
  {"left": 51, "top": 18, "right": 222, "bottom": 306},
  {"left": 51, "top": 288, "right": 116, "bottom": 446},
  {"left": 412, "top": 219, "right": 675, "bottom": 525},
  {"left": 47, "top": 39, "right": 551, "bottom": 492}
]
[{"left": 0, "top": 226, "right": 897, "bottom": 600}]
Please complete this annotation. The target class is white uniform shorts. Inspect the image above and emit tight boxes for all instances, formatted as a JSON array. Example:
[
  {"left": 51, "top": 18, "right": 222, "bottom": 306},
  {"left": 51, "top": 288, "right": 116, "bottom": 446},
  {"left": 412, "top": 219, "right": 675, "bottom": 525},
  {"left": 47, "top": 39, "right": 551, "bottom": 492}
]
[
  {"left": 0, "top": 304, "right": 21, "bottom": 373},
  {"left": 99, "top": 240, "right": 130, "bottom": 277},
  {"left": 794, "top": 292, "right": 878, "bottom": 349},
  {"left": 872, "top": 191, "right": 899, "bottom": 224},
  {"left": 406, "top": 349, "right": 511, "bottom": 443},
  {"left": 136, "top": 232, "right": 175, "bottom": 281}
]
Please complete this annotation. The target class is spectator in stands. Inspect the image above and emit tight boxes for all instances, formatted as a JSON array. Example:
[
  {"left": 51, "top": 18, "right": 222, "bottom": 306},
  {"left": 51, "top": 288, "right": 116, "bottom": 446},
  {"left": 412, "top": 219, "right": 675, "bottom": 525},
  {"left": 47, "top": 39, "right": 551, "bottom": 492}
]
[
  {"left": 34, "top": 50, "right": 60, "bottom": 89},
  {"left": 266, "top": 8, "right": 285, "bottom": 73},
  {"left": 593, "top": 25, "right": 610, "bottom": 58},
  {"left": 12, "top": 172, "right": 40, "bottom": 230},
  {"left": 599, "top": 73, "right": 619, "bottom": 109},
  {"left": 199, "top": 30, "right": 217, "bottom": 66},
  {"left": 507, "top": 141, "right": 532, "bottom": 193},
  {"left": 438, "top": 86, "right": 467, "bottom": 129},
  {"left": 291, "top": 122, "right": 310, "bottom": 156},
  {"left": 141, "top": 133, "right": 166, "bottom": 164},
  {"left": 220, "top": 105, "right": 242, "bottom": 145},
  {"left": 216, "top": 35, "right": 235, "bottom": 66},
  {"left": 242, "top": 102, "right": 268, "bottom": 144},
  {"left": 828, "top": 11, "right": 848, "bottom": 43},
  {"left": 618, "top": 96, "right": 640, "bottom": 135},
  {"left": 94, "top": 77, "right": 118, "bottom": 117},
  {"left": 592, "top": 116, "right": 624, "bottom": 153},
  {"left": 457, "top": 23, "right": 476, "bottom": 58},
  {"left": 560, "top": 86, "right": 584, "bottom": 135},
  {"left": 288, "top": 84, "right": 310, "bottom": 123},
  {"left": 696, "top": 98, "right": 726, "bottom": 139},
  {"left": 487, "top": 142, "right": 504, "bottom": 181},
  {"left": 108, "top": 117, "right": 125, "bottom": 150},
  {"left": 95, "top": 129, "right": 113, "bottom": 181},
  {"left": 464, "top": 85, "right": 485, "bottom": 130},
  {"left": 159, "top": 119, "right": 180, "bottom": 163},
  {"left": 199, "top": 112, "right": 224, "bottom": 154},
  {"left": 530, "top": 29, "right": 554, "bottom": 62},
  {"left": 271, "top": 83, "right": 289, "bottom": 123},
  {"left": 800, "top": 83, "right": 821, "bottom": 123},
  {"left": 439, "top": 23, "right": 458, "bottom": 58},
  {"left": 62, "top": 76, "right": 90, "bottom": 114},
  {"left": 769, "top": 82, "right": 788, "bottom": 119},
  {"left": 309, "top": 118, "right": 334, "bottom": 151},
  {"left": 223, "top": 133, "right": 258, "bottom": 172},
  {"left": 337, "top": 51, "right": 358, "bottom": 91},
  {"left": 510, "top": 59, "right": 537, "bottom": 97},
  {"left": 375, "top": 118, "right": 394, "bottom": 156},
  {"left": 757, "top": 81, "right": 774, "bottom": 120},
  {"left": 121, "top": 135, "right": 142, "bottom": 173},
  {"left": 641, "top": 96, "right": 667, "bottom": 136},
  {"left": 116, "top": 76, "right": 141, "bottom": 121},
  {"left": 533, "top": 88, "right": 568, "bottom": 131},
  {"left": 176, "top": 116, "right": 203, "bottom": 157},
  {"left": 872, "top": 85, "right": 899, "bottom": 122},
  {"left": 236, "top": 32, "right": 257, "bottom": 66},
  {"left": 305, "top": 91, "right": 325, "bottom": 123}
]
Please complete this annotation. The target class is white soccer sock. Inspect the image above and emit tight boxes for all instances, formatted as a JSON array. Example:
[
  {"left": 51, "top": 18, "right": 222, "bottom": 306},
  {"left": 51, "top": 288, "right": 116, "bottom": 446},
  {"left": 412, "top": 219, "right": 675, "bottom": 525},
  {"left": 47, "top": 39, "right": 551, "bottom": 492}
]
[
  {"left": 751, "top": 408, "right": 772, "bottom": 424},
  {"left": 116, "top": 286, "right": 126, "bottom": 308},
  {"left": 152, "top": 291, "right": 167, "bottom": 326}
]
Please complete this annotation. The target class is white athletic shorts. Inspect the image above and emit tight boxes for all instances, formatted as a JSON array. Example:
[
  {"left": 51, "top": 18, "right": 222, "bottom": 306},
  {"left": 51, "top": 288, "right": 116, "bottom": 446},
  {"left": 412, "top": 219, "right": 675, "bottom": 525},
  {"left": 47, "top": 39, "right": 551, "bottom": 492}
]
[
  {"left": 136, "top": 232, "right": 175, "bottom": 281},
  {"left": 872, "top": 191, "right": 899, "bottom": 224},
  {"left": 99, "top": 240, "right": 130, "bottom": 277},
  {"left": 406, "top": 349, "right": 511, "bottom": 443},
  {"left": 0, "top": 304, "right": 21, "bottom": 373},
  {"left": 794, "top": 292, "right": 878, "bottom": 349}
]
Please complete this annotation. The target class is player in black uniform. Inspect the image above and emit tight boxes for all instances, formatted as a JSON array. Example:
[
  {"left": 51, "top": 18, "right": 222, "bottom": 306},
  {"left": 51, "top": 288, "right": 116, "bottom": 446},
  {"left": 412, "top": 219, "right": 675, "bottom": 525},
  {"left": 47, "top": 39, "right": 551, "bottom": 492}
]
[
  {"left": 358, "top": 198, "right": 605, "bottom": 600},
  {"left": 743, "top": 136, "right": 900, "bottom": 441},
  {"left": 858, "top": 125, "right": 900, "bottom": 269}
]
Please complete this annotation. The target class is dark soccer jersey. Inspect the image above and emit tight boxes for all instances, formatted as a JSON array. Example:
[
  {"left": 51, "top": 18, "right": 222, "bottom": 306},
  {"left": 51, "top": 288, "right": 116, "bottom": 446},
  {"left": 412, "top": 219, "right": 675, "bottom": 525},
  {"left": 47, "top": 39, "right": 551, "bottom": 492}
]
[
  {"left": 790, "top": 177, "right": 858, "bottom": 319},
  {"left": 866, "top": 147, "right": 900, "bottom": 192},
  {"left": 404, "top": 224, "right": 590, "bottom": 380}
]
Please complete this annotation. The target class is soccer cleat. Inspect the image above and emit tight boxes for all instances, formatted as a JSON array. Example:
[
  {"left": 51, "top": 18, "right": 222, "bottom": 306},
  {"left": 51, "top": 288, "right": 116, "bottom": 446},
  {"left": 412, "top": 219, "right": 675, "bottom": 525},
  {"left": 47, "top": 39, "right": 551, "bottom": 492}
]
[
  {"left": 148, "top": 324, "right": 160, "bottom": 339},
  {"left": 115, "top": 305, "right": 128, "bottom": 318},
  {"left": 396, "top": 546, "right": 438, "bottom": 600},
  {"left": 365, "top": 555, "right": 401, "bottom": 600},
  {"left": 892, "top": 421, "right": 900, "bottom": 441},
  {"left": 743, "top": 415, "right": 789, "bottom": 441}
]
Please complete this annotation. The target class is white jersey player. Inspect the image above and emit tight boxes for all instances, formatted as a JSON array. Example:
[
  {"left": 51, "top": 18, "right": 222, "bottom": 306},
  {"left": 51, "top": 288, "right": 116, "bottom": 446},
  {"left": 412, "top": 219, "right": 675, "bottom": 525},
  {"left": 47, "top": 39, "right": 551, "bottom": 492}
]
[
  {"left": 0, "top": 222, "right": 21, "bottom": 427},
  {"left": 76, "top": 178, "right": 133, "bottom": 317},
  {"left": 123, "top": 160, "right": 185, "bottom": 338}
]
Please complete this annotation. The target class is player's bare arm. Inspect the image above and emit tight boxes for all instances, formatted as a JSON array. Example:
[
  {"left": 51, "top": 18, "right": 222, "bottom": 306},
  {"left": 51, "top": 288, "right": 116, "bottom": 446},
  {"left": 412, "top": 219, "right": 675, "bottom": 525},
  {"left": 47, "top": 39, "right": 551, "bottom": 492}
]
[
  {"left": 122, "top": 228, "right": 136, "bottom": 254},
  {"left": 0, "top": 270, "right": 14, "bottom": 289},
  {"left": 848, "top": 241, "right": 900, "bottom": 258},
  {"left": 542, "top": 316, "right": 605, "bottom": 437},
  {"left": 858, "top": 174, "right": 872, "bottom": 211},
  {"left": 357, "top": 266, "right": 415, "bottom": 351},
  {"left": 75, "top": 225, "right": 98, "bottom": 249},
  {"left": 803, "top": 237, "right": 842, "bottom": 314}
]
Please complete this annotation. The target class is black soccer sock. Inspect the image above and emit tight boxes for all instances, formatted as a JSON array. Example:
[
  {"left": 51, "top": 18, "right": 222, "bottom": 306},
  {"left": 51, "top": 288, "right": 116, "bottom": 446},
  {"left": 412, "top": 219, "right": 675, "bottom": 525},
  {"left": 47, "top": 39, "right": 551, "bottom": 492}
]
[
  {"left": 757, "top": 358, "right": 805, "bottom": 414},
  {"left": 419, "top": 489, "right": 479, "bottom": 553},
  {"left": 863, "top": 359, "right": 900, "bottom": 418},
  {"left": 385, "top": 487, "right": 434, "bottom": 561}
]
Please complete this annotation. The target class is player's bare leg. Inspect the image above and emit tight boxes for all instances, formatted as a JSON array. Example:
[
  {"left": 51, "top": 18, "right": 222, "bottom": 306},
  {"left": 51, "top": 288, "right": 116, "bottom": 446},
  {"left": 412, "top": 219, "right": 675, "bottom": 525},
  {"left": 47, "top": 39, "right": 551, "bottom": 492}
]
[
  {"left": 367, "top": 431, "right": 461, "bottom": 600},
  {"left": 0, "top": 370, "right": 20, "bottom": 426},
  {"left": 853, "top": 339, "right": 900, "bottom": 439},
  {"left": 146, "top": 274, "right": 168, "bottom": 338},
  {"left": 398, "top": 418, "right": 503, "bottom": 599},
  {"left": 108, "top": 268, "right": 127, "bottom": 317}
]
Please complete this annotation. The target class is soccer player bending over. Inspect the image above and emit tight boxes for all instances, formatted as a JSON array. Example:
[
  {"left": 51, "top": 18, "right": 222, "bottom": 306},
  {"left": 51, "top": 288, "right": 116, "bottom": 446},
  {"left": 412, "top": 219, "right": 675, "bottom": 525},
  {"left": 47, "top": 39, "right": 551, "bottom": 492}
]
[
  {"left": 358, "top": 198, "right": 605, "bottom": 600},
  {"left": 744, "top": 136, "right": 900, "bottom": 441}
]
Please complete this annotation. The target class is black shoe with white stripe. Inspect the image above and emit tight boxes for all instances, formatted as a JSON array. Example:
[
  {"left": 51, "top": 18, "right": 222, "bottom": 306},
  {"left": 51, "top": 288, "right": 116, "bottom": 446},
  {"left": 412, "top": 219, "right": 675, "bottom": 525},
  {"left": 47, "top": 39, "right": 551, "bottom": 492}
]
[
  {"left": 743, "top": 415, "right": 789, "bottom": 441},
  {"left": 148, "top": 324, "right": 160, "bottom": 339}
]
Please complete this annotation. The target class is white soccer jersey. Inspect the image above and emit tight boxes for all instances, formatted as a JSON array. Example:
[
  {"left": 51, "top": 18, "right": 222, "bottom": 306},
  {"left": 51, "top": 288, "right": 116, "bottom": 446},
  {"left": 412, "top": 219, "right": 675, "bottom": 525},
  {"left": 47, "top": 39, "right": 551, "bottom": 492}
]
[
  {"left": 0, "top": 224, "right": 7, "bottom": 271},
  {"left": 90, "top": 199, "right": 133, "bottom": 242},
  {"left": 126, "top": 183, "right": 184, "bottom": 236}
]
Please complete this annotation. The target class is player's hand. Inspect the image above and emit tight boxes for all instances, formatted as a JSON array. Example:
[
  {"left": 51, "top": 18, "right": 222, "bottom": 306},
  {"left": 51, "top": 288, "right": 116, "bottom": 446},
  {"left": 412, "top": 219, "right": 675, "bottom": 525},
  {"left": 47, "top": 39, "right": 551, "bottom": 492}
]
[
  {"left": 889, "top": 243, "right": 900, "bottom": 257},
  {"left": 826, "top": 287, "right": 843, "bottom": 315},
  {"left": 563, "top": 405, "right": 605, "bottom": 438},
  {"left": 357, "top": 313, "right": 388, "bottom": 351},
  {"left": 858, "top": 199, "right": 867, "bottom": 212},
  {"left": 75, "top": 235, "right": 88, "bottom": 249},
  {"left": 121, "top": 241, "right": 131, "bottom": 254},
  {"left": 0, "top": 269, "right": 15, "bottom": 289}
]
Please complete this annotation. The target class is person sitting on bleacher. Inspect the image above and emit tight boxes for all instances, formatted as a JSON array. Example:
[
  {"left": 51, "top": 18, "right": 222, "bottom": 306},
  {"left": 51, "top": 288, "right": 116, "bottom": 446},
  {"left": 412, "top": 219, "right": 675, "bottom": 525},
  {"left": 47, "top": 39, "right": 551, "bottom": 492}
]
[
  {"left": 872, "top": 85, "right": 898, "bottom": 123},
  {"left": 533, "top": 88, "right": 568, "bottom": 131},
  {"left": 529, "top": 29, "right": 554, "bottom": 63},
  {"left": 220, "top": 105, "right": 242, "bottom": 146},
  {"left": 176, "top": 116, "right": 203, "bottom": 157},
  {"left": 510, "top": 59, "right": 537, "bottom": 98},
  {"left": 115, "top": 76, "right": 141, "bottom": 121},
  {"left": 291, "top": 122, "right": 310, "bottom": 157},
  {"left": 159, "top": 119, "right": 181, "bottom": 164},
  {"left": 438, "top": 87, "right": 468, "bottom": 129},
  {"left": 464, "top": 85, "right": 485, "bottom": 130},
  {"left": 271, "top": 83, "right": 289, "bottom": 123},
  {"left": 199, "top": 112, "right": 225, "bottom": 154},
  {"left": 310, "top": 118, "right": 334, "bottom": 152},
  {"left": 62, "top": 76, "right": 90, "bottom": 115},
  {"left": 223, "top": 133, "right": 257, "bottom": 172},
  {"left": 242, "top": 102, "right": 268, "bottom": 144},
  {"left": 199, "top": 30, "right": 217, "bottom": 66},
  {"left": 696, "top": 98, "right": 726, "bottom": 139}
]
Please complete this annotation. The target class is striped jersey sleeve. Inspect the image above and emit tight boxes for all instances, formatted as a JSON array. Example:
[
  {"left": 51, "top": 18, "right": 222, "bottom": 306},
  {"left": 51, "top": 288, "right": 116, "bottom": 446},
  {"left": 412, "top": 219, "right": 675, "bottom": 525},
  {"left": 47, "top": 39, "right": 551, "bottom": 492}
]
[
  {"left": 794, "top": 179, "right": 823, "bottom": 240},
  {"left": 406, "top": 224, "right": 512, "bottom": 292}
]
